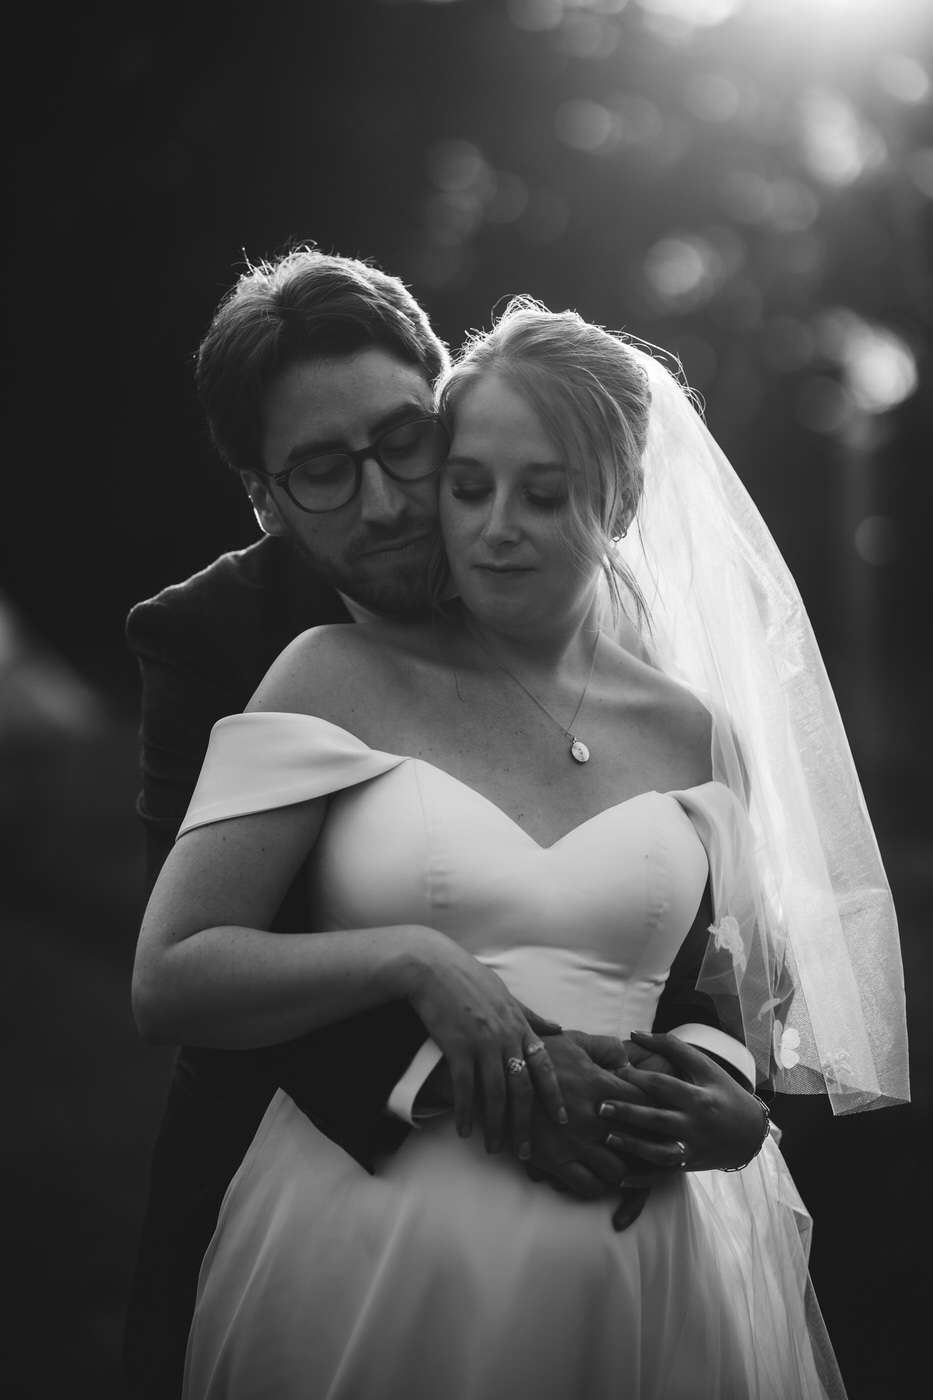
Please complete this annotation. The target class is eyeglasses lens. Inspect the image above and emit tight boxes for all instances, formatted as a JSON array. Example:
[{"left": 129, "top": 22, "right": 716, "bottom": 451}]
[{"left": 288, "top": 418, "right": 448, "bottom": 512}]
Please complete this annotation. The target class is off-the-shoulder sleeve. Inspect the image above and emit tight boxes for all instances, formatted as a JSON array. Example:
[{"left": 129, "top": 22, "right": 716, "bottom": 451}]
[
  {"left": 658, "top": 784, "right": 750, "bottom": 1086},
  {"left": 178, "top": 712, "right": 407, "bottom": 836},
  {"left": 670, "top": 782, "right": 758, "bottom": 930}
]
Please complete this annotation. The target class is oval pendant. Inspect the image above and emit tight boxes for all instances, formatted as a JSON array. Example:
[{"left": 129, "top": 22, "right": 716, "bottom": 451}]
[{"left": 570, "top": 739, "right": 590, "bottom": 764}]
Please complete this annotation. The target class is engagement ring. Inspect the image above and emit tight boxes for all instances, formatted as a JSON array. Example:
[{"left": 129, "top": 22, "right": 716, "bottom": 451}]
[{"left": 506, "top": 1057, "right": 527, "bottom": 1075}]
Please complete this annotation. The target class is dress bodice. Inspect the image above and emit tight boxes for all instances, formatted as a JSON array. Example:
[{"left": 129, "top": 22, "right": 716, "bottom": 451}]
[
  {"left": 181, "top": 713, "right": 745, "bottom": 1036},
  {"left": 310, "top": 760, "right": 708, "bottom": 1036}
]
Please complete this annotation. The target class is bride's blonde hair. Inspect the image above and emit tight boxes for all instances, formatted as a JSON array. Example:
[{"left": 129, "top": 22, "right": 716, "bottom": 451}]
[{"left": 436, "top": 296, "right": 651, "bottom": 627}]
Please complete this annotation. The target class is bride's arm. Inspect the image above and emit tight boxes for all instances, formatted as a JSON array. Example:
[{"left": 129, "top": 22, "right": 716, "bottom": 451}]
[
  {"left": 132, "top": 797, "right": 414, "bottom": 1047},
  {"left": 131, "top": 799, "right": 565, "bottom": 1151},
  {"left": 132, "top": 797, "right": 492, "bottom": 1049}
]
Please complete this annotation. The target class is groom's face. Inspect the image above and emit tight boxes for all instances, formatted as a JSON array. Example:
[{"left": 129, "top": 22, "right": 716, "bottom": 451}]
[{"left": 242, "top": 347, "right": 442, "bottom": 616}]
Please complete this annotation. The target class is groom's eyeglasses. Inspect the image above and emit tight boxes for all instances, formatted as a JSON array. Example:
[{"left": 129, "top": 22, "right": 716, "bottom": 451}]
[{"left": 259, "top": 415, "right": 450, "bottom": 514}]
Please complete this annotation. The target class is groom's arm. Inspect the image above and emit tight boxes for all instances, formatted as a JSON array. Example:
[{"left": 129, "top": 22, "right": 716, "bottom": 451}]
[{"left": 652, "top": 882, "right": 754, "bottom": 1088}]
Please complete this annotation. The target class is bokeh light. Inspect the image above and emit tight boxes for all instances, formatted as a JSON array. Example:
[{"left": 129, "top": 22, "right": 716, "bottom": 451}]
[
  {"left": 815, "top": 310, "right": 919, "bottom": 414},
  {"left": 554, "top": 98, "right": 619, "bottom": 152},
  {"left": 877, "top": 53, "right": 932, "bottom": 103},
  {"left": 798, "top": 89, "right": 890, "bottom": 187},
  {"left": 854, "top": 515, "right": 903, "bottom": 565}
]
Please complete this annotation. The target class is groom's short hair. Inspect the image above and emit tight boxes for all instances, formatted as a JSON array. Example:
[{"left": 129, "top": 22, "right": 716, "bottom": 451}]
[{"left": 196, "top": 245, "right": 450, "bottom": 476}]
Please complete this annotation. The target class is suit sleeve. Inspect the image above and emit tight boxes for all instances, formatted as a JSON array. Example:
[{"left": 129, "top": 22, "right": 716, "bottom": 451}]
[
  {"left": 652, "top": 882, "right": 754, "bottom": 1088},
  {"left": 127, "top": 595, "right": 251, "bottom": 895}
]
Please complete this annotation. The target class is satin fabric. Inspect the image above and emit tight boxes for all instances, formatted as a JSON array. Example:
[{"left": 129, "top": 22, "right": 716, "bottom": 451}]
[{"left": 181, "top": 714, "right": 845, "bottom": 1400}]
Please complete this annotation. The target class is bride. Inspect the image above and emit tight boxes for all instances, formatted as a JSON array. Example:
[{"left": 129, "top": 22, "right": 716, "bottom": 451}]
[{"left": 132, "top": 299, "right": 907, "bottom": 1399}]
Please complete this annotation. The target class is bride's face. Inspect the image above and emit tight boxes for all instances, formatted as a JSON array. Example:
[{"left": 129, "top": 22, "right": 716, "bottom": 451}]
[{"left": 440, "top": 372, "right": 599, "bottom": 635}]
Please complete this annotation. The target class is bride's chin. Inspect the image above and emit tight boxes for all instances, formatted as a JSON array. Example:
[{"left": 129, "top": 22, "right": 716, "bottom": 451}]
[{"left": 460, "top": 588, "right": 598, "bottom": 642}]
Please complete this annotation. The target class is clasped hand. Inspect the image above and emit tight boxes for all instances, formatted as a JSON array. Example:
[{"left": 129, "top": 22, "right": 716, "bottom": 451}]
[
  {"left": 405, "top": 932, "right": 568, "bottom": 1156},
  {"left": 406, "top": 935, "right": 767, "bottom": 1231},
  {"left": 524, "top": 1030, "right": 771, "bottom": 1230},
  {"left": 597, "top": 1030, "right": 768, "bottom": 1177}
]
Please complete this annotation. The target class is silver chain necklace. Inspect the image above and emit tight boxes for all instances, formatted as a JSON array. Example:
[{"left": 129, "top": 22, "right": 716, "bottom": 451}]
[{"left": 464, "top": 622, "right": 601, "bottom": 764}]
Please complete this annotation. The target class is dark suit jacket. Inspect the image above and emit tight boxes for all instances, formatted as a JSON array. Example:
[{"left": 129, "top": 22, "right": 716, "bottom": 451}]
[
  {"left": 123, "top": 538, "right": 422, "bottom": 1398},
  {"left": 123, "top": 533, "right": 734, "bottom": 1398}
]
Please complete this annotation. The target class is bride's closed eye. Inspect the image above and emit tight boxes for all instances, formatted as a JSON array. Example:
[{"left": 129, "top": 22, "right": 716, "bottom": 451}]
[
  {"left": 446, "top": 479, "right": 569, "bottom": 510},
  {"left": 446, "top": 479, "right": 489, "bottom": 502}
]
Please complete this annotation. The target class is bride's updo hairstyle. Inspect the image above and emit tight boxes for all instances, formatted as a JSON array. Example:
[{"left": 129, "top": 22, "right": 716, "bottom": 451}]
[{"left": 437, "top": 296, "right": 652, "bottom": 626}]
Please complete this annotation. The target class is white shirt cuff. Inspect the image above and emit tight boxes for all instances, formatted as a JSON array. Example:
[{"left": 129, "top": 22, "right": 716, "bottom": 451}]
[
  {"left": 385, "top": 1039, "right": 446, "bottom": 1126},
  {"left": 669, "top": 1024, "right": 755, "bottom": 1088}
]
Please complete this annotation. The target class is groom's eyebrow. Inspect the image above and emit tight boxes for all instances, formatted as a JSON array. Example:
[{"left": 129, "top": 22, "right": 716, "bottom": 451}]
[{"left": 284, "top": 399, "right": 435, "bottom": 466}]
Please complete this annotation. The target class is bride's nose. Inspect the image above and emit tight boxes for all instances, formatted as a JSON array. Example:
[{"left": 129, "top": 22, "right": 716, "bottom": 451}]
[{"left": 481, "top": 490, "right": 522, "bottom": 547}]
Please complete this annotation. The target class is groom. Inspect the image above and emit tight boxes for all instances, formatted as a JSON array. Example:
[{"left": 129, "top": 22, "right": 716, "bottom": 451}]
[{"left": 124, "top": 245, "right": 754, "bottom": 1398}]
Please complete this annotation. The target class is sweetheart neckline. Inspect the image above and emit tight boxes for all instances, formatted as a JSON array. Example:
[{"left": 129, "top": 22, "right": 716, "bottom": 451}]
[
  {"left": 404, "top": 758, "right": 674, "bottom": 853},
  {"left": 219, "top": 711, "right": 721, "bottom": 853}
]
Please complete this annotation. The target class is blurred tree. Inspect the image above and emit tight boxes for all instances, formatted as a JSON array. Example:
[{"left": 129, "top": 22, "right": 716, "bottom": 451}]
[{"left": 9, "top": 0, "right": 931, "bottom": 751}]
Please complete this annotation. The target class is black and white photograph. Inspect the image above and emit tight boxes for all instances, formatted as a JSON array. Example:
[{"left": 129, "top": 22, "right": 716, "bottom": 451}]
[{"left": 6, "top": 2, "right": 930, "bottom": 1396}]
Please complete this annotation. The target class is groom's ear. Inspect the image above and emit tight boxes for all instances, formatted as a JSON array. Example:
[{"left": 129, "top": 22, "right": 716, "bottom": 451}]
[{"left": 240, "top": 471, "right": 288, "bottom": 538}]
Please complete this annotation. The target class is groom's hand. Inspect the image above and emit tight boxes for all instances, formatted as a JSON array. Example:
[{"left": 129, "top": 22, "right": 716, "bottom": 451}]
[
  {"left": 596, "top": 1030, "right": 769, "bottom": 1174},
  {"left": 520, "top": 1031, "right": 658, "bottom": 1227}
]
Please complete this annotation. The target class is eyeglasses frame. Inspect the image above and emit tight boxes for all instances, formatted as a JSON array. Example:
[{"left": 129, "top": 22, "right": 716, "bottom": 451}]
[{"left": 252, "top": 414, "right": 450, "bottom": 515}]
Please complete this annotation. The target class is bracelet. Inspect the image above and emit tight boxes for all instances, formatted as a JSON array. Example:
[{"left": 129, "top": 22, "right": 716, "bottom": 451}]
[{"left": 718, "top": 1093, "right": 771, "bottom": 1172}]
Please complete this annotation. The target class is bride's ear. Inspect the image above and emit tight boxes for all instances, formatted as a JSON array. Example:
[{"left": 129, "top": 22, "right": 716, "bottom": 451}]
[{"left": 610, "top": 502, "right": 634, "bottom": 542}]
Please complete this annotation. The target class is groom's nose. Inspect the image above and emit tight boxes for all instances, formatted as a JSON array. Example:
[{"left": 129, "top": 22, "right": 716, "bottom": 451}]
[{"left": 358, "top": 455, "right": 410, "bottom": 525}]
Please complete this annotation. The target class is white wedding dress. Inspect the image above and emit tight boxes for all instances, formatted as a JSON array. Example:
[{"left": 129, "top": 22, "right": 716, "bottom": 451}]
[{"left": 180, "top": 713, "right": 844, "bottom": 1400}]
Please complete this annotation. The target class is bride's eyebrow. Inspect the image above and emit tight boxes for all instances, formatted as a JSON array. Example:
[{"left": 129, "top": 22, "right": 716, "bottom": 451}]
[
  {"left": 444, "top": 457, "right": 567, "bottom": 473},
  {"left": 443, "top": 454, "right": 483, "bottom": 469}
]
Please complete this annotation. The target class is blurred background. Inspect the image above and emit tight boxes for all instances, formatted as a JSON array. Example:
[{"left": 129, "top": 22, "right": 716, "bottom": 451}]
[{"left": 5, "top": 0, "right": 930, "bottom": 1394}]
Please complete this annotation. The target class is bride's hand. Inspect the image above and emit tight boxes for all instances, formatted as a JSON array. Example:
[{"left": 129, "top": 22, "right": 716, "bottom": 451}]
[
  {"left": 596, "top": 1031, "right": 770, "bottom": 1173},
  {"left": 400, "top": 929, "right": 566, "bottom": 1154}
]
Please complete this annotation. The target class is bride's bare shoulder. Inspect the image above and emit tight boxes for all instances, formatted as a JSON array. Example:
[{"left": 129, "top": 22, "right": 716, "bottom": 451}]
[
  {"left": 611, "top": 645, "right": 714, "bottom": 773},
  {"left": 655, "top": 674, "right": 713, "bottom": 778},
  {"left": 246, "top": 618, "right": 439, "bottom": 725}
]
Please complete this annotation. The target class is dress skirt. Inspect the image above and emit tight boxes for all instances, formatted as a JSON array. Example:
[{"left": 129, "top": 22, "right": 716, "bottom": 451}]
[{"left": 183, "top": 1091, "right": 843, "bottom": 1400}]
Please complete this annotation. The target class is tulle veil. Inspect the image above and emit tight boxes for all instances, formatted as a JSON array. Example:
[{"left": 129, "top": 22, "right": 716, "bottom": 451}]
[{"left": 615, "top": 345, "right": 909, "bottom": 1114}]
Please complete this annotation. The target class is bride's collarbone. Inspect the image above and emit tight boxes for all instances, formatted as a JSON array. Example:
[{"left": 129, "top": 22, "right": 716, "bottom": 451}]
[
  {"left": 322, "top": 683, "right": 704, "bottom": 843},
  {"left": 307, "top": 632, "right": 710, "bottom": 801},
  {"left": 348, "top": 676, "right": 703, "bottom": 779}
]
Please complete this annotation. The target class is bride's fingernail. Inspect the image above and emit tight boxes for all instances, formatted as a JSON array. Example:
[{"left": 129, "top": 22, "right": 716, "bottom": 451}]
[
  {"left": 598, "top": 1102, "right": 614, "bottom": 1118},
  {"left": 518, "top": 1142, "right": 531, "bottom": 1161},
  {"left": 558, "top": 1107, "right": 568, "bottom": 1125}
]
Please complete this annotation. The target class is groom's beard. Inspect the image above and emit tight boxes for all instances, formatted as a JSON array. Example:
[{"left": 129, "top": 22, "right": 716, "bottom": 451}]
[{"left": 283, "top": 522, "right": 441, "bottom": 619}]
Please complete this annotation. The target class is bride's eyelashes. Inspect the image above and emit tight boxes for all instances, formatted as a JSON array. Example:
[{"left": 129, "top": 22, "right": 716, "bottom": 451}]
[{"left": 446, "top": 479, "right": 569, "bottom": 510}]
